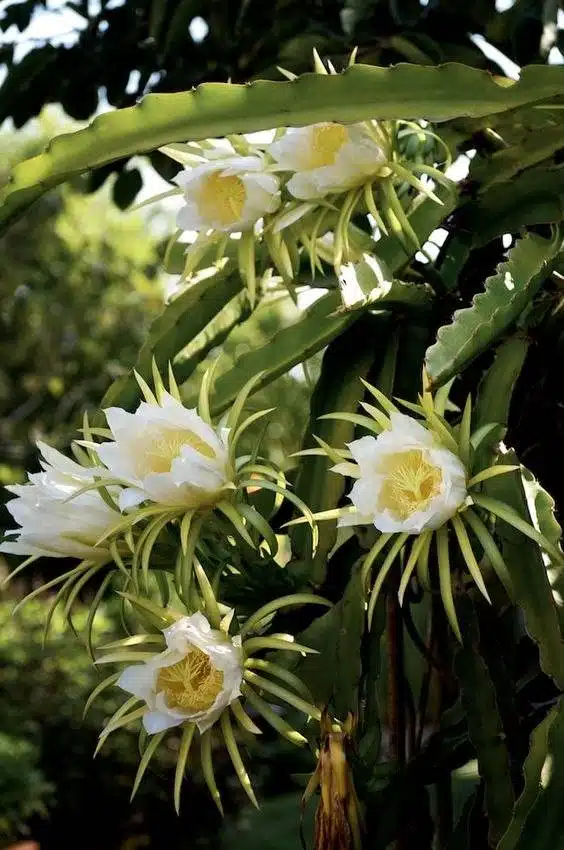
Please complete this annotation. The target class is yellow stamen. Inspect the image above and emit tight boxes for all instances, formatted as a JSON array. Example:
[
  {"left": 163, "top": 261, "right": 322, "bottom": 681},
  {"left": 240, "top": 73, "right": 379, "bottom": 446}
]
[
  {"left": 306, "top": 123, "right": 349, "bottom": 169},
  {"left": 138, "top": 427, "right": 216, "bottom": 476},
  {"left": 157, "top": 646, "right": 224, "bottom": 712},
  {"left": 198, "top": 171, "right": 247, "bottom": 226},
  {"left": 378, "top": 449, "right": 443, "bottom": 520}
]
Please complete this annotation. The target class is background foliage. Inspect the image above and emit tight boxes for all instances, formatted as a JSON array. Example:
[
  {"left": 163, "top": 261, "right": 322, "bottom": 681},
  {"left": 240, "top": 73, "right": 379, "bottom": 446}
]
[
  {"left": 3, "top": 1, "right": 564, "bottom": 849},
  {"left": 0, "top": 131, "right": 164, "bottom": 482}
]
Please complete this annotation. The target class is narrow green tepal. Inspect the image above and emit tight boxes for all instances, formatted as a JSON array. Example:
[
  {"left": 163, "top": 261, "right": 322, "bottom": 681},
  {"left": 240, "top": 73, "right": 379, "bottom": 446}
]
[{"left": 2, "top": 64, "right": 564, "bottom": 232}]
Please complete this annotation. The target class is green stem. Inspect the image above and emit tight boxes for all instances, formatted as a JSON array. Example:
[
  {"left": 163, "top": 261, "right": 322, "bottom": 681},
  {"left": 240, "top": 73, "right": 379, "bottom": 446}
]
[
  {"left": 433, "top": 594, "right": 455, "bottom": 849},
  {"left": 387, "top": 579, "right": 406, "bottom": 768}
]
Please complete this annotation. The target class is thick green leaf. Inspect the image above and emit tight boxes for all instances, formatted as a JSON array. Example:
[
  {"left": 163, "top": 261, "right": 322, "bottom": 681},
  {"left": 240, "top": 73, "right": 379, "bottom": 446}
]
[
  {"left": 286, "top": 568, "right": 366, "bottom": 719},
  {"left": 472, "top": 335, "right": 530, "bottom": 471},
  {"left": 521, "top": 468, "right": 564, "bottom": 635},
  {"left": 100, "top": 269, "right": 242, "bottom": 411},
  {"left": 426, "top": 233, "right": 556, "bottom": 387},
  {"left": 454, "top": 600, "right": 515, "bottom": 845},
  {"left": 497, "top": 706, "right": 558, "bottom": 850},
  {"left": 357, "top": 591, "right": 387, "bottom": 769},
  {"left": 471, "top": 125, "right": 564, "bottom": 193},
  {"left": 467, "top": 166, "right": 564, "bottom": 248},
  {"left": 510, "top": 698, "right": 564, "bottom": 850},
  {"left": 447, "top": 786, "right": 483, "bottom": 850},
  {"left": 474, "top": 335, "right": 530, "bottom": 431},
  {"left": 339, "top": 257, "right": 434, "bottom": 312},
  {"left": 3, "top": 64, "right": 564, "bottom": 231},
  {"left": 291, "top": 313, "right": 389, "bottom": 583},
  {"left": 174, "top": 289, "right": 250, "bottom": 384},
  {"left": 521, "top": 468, "right": 563, "bottom": 553},
  {"left": 486, "top": 460, "right": 564, "bottom": 690},
  {"left": 205, "top": 291, "right": 356, "bottom": 416}
]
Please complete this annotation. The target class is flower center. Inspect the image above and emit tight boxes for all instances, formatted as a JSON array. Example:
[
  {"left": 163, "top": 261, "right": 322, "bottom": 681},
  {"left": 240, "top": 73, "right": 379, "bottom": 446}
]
[
  {"left": 378, "top": 449, "right": 443, "bottom": 520},
  {"left": 140, "top": 427, "right": 216, "bottom": 475},
  {"left": 306, "top": 123, "right": 349, "bottom": 169},
  {"left": 157, "top": 646, "right": 224, "bottom": 713},
  {"left": 197, "top": 171, "right": 247, "bottom": 226}
]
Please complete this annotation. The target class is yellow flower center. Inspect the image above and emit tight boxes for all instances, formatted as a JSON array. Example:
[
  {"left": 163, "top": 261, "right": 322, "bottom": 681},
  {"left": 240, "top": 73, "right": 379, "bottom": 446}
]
[
  {"left": 306, "top": 123, "right": 349, "bottom": 169},
  {"left": 197, "top": 170, "right": 247, "bottom": 226},
  {"left": 378, "top": 449, "right": 443, "bottom": 520},
  {"left": 157, "top": 646, "right": 224, "bottom": 713},
  {"left": 139, "top": 427, "right": 216, "bottom": 476}
]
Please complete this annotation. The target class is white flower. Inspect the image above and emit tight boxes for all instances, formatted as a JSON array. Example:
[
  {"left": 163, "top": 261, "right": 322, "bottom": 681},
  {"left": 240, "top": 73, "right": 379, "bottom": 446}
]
[
  {"left": 334, "top": 413, "right": 467, "bottom": 534},
  {"left": 0, "top": 441, "right": 118, "bottom": 560},
  {"left": 97, "top": 391, "right": 231, "bottom": 511},
  {"left": 268, "top": 122, "right": 387, "bottom": 200},
  {"left": 173, "top": 155, "right": 281, "bottom": 233},
  {"left": 117, "top": 612, "right": 243, "bottom": 734}
]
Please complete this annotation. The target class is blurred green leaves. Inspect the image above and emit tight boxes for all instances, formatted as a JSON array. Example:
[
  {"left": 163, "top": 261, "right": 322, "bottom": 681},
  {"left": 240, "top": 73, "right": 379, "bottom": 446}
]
[{"left": 0, "top": 166, "right": 163, "bottom": 481}]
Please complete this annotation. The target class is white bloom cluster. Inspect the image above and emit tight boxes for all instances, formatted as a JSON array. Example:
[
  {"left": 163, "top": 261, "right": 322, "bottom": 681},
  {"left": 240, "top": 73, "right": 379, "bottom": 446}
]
[
  {"left": 1, "top": 393, "right": 234, "bottom": 560},
  {"left": 334, "top": 412, "right": 468, "bottom": 534},
  {"left": 98, "top": 391, "right": 231, "bottom": 511},
  {"left": 173, "top": 122, "right": 386, "bottom": 238},
  {"left": 0, "top": 442, "right": 118, "bottom": 560},
  {"left": 269, "top": 122, "right": 386, "bottom": 200},
  {"left": 118, "top": 612, "right": 243, "bottom": 734},
  {"left": 174, "top": 154, "right": 280, "bottom": 233}
]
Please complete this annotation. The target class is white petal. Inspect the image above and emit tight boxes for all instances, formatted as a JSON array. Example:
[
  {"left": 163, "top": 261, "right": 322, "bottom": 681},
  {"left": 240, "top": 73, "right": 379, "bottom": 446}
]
[
  {"left": 286, "top": 171, "right": 326, "bottom": 200},
  {"left": 347, "top": 436, "right": 380, "bottom": 470},
  {"left": 144, "top": 395, "right": 225, "bottom": 455},
  {"left": 137, "top": 472, "right": 185, "bottom": 506},
  {"left": 0, "top": 540, "right": 52, "bottom": 557},
  {"left": 218, "top": 155, "right": 266, "bottom": 174},
  {"left": 428, "top": 446, "right": 467, "bottom": 482},
  {"left": 193, "top": 704, "right": 226, "bottom": 733},
  {"left": 104, "top": 407, "right": 139, "bottom": 439},
  {"left": 118, "top": 487, "right": 147, "bottom": 511},
  {"left": 96, "top": 441, "right": 140, "bottom": 486},
  {"left": 268, "top": 127, "right": 311, "bottom": 170},
  {"left": 371, "top": 509, "right": 424, "bottom": 534},
  {"left": 250, "top": 171, "right": 281, "bottom": 195},
  {"left": 36, "top": 441, "right": 92, "bottom": 480},
  {"left": 163, "top": 612, "right": 212, "bottom": 652},
  {"left": 170, "top": 449, "right": 227, "bottom": 489},
  {"left": 143, "top": 710, "right": 184, "bottom": 735},
  {"left": 173, "top": 168, "right": 202, "bottom": 189},
  {"left": 377, "top": 413, "right": 437, "bottom": 450},
  {"left": 177, "top": 201, "right": 206, "bottom": 232},
  {"left": 117, "top": 663, "right": 156, "bottom": 701},
  {"left": 348, "top": 477, "right": 381, "bottom": 518}
]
